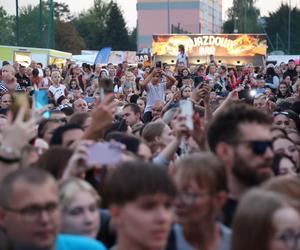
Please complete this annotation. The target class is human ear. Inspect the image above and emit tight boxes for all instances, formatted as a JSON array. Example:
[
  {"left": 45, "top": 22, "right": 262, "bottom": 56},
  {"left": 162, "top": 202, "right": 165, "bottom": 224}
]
[{"left": 215, "top": 142, "right": 234, "bottom": 172}]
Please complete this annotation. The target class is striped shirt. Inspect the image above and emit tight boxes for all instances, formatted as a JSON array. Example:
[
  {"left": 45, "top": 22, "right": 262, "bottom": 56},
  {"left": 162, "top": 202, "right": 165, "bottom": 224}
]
[{"left": 0, "top": 81, "right": 22, "bottom": 95}]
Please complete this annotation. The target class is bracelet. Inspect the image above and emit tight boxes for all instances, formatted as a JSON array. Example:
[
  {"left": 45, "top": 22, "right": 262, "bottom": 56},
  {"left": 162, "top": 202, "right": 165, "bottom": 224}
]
[{"left": 0, "top": 155, "right": 20, "bottom": 164}]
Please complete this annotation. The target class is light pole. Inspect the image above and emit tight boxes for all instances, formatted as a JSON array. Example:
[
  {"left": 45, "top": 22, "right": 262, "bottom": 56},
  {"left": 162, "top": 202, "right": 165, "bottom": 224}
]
[
  {"left": 234, "top": 16, "right": 238, "bottom": 33},
  {"left": 167, "top": 0, "right": 170, "bottom": 33},
  {"left": 16, "top": 0, "right": 19, "bottom": 45},
  {"left": 288, "top": 0, "right": 291, "bottom": 54}
]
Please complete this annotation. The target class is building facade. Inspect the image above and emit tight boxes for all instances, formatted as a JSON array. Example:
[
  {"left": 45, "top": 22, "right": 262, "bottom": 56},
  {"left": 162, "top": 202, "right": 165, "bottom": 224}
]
[{"left": 137, "top": 0, "right": 223, "bottom": 50}]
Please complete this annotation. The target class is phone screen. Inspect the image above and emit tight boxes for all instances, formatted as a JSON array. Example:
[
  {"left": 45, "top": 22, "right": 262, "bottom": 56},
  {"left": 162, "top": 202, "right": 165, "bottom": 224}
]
[
  {"left": 155, "top": 61, "right": 162, "bottom": 68},
  {"left": 35, "top": 89, "right": 51, "bottom": 119},
  {"left": 179, "top": 100, "right": 194, "bottom": 130},
  {"left": 87, "top": 142, "right": 124, "bottom": 166}
]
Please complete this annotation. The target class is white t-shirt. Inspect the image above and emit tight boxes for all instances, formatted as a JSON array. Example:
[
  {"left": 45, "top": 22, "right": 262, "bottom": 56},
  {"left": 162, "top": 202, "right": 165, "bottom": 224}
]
[
  {"left": 177, "top": 52, "right": 188, "bottom": 67},
  {"left": 49, "top": 84, "right": 66, "bottom": 101}
]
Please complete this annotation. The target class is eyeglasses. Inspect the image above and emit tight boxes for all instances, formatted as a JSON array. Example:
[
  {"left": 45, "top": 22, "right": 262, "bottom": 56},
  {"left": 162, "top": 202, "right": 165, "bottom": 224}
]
[
  {"left": 237, "top": 140, "right": 273, "bottom": 155},
  {"left": 177, "top": 191, "right": 209, "bottom": 205},
  {"left": 277, "top": 230, "right": 300, "bottom": 250},
  {"left": 2, "top": 202, "right": 59, "bottom": 222}
]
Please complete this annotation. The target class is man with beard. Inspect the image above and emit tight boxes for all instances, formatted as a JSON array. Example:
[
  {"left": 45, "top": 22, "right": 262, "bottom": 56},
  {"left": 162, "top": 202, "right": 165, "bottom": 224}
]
[{"left": 207, "top": 103, "right": 273, "bottom": 227}]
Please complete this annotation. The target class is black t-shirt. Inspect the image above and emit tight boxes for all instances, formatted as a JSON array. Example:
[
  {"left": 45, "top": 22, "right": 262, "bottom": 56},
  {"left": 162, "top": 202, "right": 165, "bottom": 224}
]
[
  {"left": 15, "top": 73, "right": 31, "bottom": 89},
  {"left": 221, "top": 197, "right": 239, "bottom": 228}
]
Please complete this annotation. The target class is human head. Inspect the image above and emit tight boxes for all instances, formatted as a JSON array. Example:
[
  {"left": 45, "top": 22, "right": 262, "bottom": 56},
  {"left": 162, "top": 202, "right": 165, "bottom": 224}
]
[
  {"left": 68, "top": 112, "right": 91, "bottom": 131},
  {"left": 50, "top": 124, "right": 84, "bottom": 147},
  {"left": 0, "top": 168, "right": 60, "bottom": 249},
  {"left": 271, "top": 153, "right": 297, "bottom": 177},
  {"left": 123, "top": 103, "right": 141, "bottom": 127},
  {"left": 106, "top": 161, "right": 176, "bottom": 250},
  {"left": 262, "top": 176, "right": 300, "bottom": 210},
  {"left": 137, "top": 97, "right": 146, "bottom": 114},
  {"left": 288, "top": 59, "right": 295, "bottom": 70},
  {"left": 151, "top": 100, "right": 164, "bottom": 120},
  {"left": 38, "top": 119, "right": 61, "bottom": 144},
  {"left": 208, "top": 103, "right": 273, "bottom": 187},
  {"left": 273, "top": 111, "right": 290, "bottom": 130},
  {"left": 0, "top": 92, "right": 12, "bottom": 109},
  {"left": 143, "top": 121, "right": 175, "bottom": 146},
  {"left": 73, "top": 98, "right": 88, "bottom": 113},
  {"left": 173, "top": 152, "right": 228, "bottom": 226},
  {"left": 272, "top": 136, "right": 299, "bottom": 168},
  {"left": 180, "top": 85, "right": 192, "bottom": 99},
  {"left": 59, "top": 178, "right": 100, "bottom": 238},
  {"left": 253, "top": 95, "right": 267, "bottom": 111},
  {"left": 178, "top": 44, "right": 185, "bottom": 53},
  {"left": 232, "top": 189, "right": 300, "bottom": 250},
  {"left": 51, "top": 71, "right": 61, "bottom": 85},
  {"left": 105, "top": 133, "right": 152, "bottom": 162},
  {"left": 277, "top": 82, "right": 290, "bottom": 97},
  {"left": 35, "top": 146, "right": 73, "bottom": 179}
]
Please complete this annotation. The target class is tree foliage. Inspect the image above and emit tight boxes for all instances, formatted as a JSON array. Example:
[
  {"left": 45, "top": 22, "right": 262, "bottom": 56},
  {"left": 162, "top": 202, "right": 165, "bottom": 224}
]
[
  {"left": 0, "top": 0, "right": 138, "bottom": 52},
  {"left": 223, "top": 0, "right": 261, "bottom": 33},
  {"left": 265, "top": 3, "right": 300, "bottom": 54},
  {"left": 103, "top": 2, "right": 130, "bottom": 50},
  {"left": 0, "top": 7, "right": 15, "bottom": 45}
]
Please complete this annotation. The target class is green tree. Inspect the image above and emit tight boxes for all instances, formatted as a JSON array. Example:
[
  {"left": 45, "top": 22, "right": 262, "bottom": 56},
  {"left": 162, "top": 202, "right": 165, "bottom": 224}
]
[
  {"left": 18, "top": 4, "right": 49, "bottom": 48},
  {"left": 103, "top": 2, "right": 130, "bottom": 50},
  {"left": 223, "top": 0, "right": 262, "bottom": 33},
  {"left": 72, "top": 0, "right": 112, "bottom": 50},
  {"left": 265, "top": 3, "right": 300, "bottom": 54},
  {"left": 0, "top": 7, "right": 15, "bottom": 45},
  {"left": 129, "top": 27, "right": 137, "bottom": 51},
  {"left": 55, "top": 21, "right": 85, "bottom": 53}
]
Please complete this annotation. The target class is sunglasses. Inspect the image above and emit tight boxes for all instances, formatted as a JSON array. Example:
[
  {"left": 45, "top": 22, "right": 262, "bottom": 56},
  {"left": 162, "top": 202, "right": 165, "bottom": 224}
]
[
  {"left": 273, "top": 111, "right": 289, "bottom": 117},
  {"left": 237, "top": 140, "right": 273, "bottom": 155}
]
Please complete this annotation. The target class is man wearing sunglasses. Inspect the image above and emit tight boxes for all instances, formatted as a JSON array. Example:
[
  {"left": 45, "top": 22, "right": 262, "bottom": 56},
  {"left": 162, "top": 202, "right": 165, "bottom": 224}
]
[{"left": 208, "top": 103, "right": 274, "bottom": 227}]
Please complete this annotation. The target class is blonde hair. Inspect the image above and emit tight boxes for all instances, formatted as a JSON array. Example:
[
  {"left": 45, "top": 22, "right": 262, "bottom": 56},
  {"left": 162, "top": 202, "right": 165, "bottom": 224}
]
[
  {"left": 59, "top": 178, "right": 101, "bottom": 210},
  {"left": 2, "top": 65, "right": 15, "bottom": 75}
]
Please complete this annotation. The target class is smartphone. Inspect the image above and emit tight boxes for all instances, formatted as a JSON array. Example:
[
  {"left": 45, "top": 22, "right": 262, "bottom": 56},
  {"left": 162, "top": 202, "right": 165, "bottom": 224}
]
[
  {"left": 99, "top": 78, "right": 114, "bottom": 95},
  {"left": 11, "top": 93, "right": 31, "bottom": 121},
  {"left": 35, "top": 89, "right": 51, "bottom": 119},
  {"left": 179, "top": 100, "right": 194, "bottom": 130},
  {"left": 155, "top": 61, "right": 162, "bottom": 68},
  {"left": 84, "top": 96, "right": 96, "bottom": 104},
  {"left": 87, "top": 142, "right": 125, "bottom": 166}
]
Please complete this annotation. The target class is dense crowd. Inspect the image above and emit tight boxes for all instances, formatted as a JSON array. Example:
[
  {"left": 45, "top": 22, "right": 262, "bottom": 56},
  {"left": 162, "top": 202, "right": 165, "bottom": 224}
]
[{"left": 0, "top": 44, "right": 300, "bottom": 250}]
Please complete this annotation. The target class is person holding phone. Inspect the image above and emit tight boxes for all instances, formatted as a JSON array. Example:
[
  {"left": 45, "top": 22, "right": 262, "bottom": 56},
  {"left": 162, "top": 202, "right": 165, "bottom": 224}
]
[{"left": 140, "top": 67, "right": 176, "bottom": 123}]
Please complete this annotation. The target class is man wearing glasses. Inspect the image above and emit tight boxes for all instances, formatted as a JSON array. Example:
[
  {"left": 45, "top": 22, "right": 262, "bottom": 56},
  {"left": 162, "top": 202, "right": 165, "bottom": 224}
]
[
  {"left": 0, "top": 168, "right": 106, "bottom": 250},
  {"left": 208, "top": 103, "right": 274, "bottom": 227}
]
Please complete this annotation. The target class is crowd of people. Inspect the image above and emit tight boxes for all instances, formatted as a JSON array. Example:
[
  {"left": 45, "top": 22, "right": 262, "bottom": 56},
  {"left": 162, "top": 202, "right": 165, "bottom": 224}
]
[{"left": 0, "top": 44, "right": 300, "bottom": 250}]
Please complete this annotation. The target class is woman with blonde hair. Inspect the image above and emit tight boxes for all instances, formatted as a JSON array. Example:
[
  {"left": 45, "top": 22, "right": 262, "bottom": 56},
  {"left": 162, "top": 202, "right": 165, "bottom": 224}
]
[{"left": 59, "top": 178, "right": 101, "bottom": 239}]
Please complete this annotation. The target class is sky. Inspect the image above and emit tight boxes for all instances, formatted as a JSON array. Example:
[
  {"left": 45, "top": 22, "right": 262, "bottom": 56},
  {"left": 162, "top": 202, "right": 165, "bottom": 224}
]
[{"left": 1, "top": 0, "right": 300, "bottom": 30}]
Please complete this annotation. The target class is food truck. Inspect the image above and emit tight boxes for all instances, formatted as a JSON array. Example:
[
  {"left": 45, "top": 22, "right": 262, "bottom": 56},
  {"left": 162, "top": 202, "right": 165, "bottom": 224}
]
[
  {"left": 0, "top": 45, "right": 72, "bottom": 68},
  {"left": 152, "top": 34, "right": 268, "bottom": 66}
]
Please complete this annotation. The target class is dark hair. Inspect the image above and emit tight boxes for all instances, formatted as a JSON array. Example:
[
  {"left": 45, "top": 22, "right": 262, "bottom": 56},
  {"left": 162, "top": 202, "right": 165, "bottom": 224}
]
[
  {"left": 38, "top": 118, "right": 60, "bottom": 138},
  {"left": 276, "top": 82, "right": 291, "bottom": 98},
  {"left": 123, "top": 103, "right": 141, "bottom": 115},
  {"left": 105, "top": 132, "right": 142, "bottom": 154},
  {"left": 105, "top": 161, "right": 176, "bottom": 206},
  {"left": 104, "top": 119, "right": 128, "bottom": 137},
  {"left": 34, "top": 146, "right": 73, "bottom": 179},
  {"left": 32, "top": 68, "right": 39, "bottom": 77},
  {"left": 272, "top": 153, "right": 296, "bottom": 176},
  {"left": 208, "top": 103, "right": 272, "bottom": 152},
  {"left": 0, "top": 168, "right": 54, "bottom": 207},
  {"left": 50, "top": 124, "right": 83, "bottom": 145}
]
